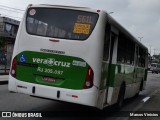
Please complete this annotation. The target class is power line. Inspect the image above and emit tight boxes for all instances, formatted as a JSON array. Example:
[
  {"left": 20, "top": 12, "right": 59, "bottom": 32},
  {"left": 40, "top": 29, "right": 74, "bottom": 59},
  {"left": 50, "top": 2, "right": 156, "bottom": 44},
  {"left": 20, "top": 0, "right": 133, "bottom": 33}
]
[{"left": 0, "top": 4, "right": 24, "bottom": 20}]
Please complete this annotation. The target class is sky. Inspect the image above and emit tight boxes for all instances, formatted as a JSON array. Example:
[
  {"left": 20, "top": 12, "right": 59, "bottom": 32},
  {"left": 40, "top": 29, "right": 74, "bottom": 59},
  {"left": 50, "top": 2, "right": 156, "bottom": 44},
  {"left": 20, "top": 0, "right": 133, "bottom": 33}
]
[{"left": 0, "top": 0, "right": 160, "bottom": 55}]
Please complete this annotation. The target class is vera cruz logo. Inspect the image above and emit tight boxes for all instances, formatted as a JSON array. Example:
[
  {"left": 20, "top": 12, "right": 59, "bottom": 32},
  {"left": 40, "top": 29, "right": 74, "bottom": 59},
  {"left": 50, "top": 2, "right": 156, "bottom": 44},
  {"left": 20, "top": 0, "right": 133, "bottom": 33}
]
[{"left": 32, "top": 58, "right": 71, "bottom": 67}]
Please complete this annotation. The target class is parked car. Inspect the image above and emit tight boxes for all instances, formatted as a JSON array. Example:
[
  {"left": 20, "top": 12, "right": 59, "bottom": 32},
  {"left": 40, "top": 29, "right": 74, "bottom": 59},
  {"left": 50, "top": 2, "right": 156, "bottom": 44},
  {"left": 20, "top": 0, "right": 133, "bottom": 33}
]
[{"left": 150, "top": 63, "right": 160, "bottom": 74}]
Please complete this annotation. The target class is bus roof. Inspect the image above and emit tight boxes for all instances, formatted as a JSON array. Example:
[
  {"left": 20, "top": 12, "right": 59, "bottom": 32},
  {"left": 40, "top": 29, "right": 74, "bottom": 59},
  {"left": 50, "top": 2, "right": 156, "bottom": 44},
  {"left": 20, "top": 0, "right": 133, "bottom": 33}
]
[
  {"left": 40, "top": 4, "right": 90, "bottom": 9},
  {"left": 29, "top": 4, "right": 95, "bottom": 12}
]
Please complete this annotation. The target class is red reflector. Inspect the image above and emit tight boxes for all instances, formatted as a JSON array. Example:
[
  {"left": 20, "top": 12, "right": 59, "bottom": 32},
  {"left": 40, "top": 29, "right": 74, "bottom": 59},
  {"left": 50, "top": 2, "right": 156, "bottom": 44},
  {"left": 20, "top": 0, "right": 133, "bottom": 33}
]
[
  {"left": 97, "top": 10, "right": 101, "bottom": 12},
  {"left": 72, "top": 95, "right": 78, "bottom": 98},
  {"left": 49, "top": 39, "right": 59, "bottom": 42}
]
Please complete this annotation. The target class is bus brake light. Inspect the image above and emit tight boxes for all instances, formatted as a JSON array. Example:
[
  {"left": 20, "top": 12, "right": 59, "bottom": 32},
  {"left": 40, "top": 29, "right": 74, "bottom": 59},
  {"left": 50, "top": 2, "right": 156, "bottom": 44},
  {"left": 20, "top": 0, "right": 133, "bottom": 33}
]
[
  {"left": 11, "top": 57, "right": 17, "bottom": 78},
  {"left": 72, "top": 95, "right": 78, "bottom": 98},
  {"left": 83, "top": 67, "right": 94, "bottom": 89}
]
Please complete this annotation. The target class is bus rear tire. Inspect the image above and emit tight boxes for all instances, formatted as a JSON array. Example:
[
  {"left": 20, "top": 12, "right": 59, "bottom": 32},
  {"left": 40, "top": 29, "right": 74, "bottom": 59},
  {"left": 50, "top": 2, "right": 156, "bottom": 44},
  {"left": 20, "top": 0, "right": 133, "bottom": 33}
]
[{"left": 116, "top": 83, "right": 125, "bottom": 110}]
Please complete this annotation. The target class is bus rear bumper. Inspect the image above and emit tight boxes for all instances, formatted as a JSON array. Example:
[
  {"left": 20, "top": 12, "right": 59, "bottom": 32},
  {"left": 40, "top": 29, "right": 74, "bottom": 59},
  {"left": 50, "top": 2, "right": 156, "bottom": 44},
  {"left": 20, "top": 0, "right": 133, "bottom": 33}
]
[{"left": 9, "top": 78, "right": 98, "bottom": 108}]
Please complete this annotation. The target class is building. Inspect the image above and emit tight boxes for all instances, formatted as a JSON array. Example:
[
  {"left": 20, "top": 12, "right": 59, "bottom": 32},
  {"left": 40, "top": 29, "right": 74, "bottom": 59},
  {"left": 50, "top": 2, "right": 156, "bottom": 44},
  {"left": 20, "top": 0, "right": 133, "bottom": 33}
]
[{"left": 0, "top": 17, "right": 20, "bottom": 74}]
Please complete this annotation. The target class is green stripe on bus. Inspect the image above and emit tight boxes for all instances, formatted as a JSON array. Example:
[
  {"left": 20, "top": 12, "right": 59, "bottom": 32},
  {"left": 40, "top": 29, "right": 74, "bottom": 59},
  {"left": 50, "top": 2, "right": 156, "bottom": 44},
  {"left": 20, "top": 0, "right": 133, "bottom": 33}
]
[{"left": 101, "top": 63, "right": 146, "bottom": 88}]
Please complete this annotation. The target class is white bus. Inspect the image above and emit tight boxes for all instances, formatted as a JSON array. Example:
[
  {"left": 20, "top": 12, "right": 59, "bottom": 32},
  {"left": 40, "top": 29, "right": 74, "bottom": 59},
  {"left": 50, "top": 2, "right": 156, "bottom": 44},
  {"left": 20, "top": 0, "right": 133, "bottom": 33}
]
[{"left": 9, "top": 4, "right": 148, "bottom": 109}]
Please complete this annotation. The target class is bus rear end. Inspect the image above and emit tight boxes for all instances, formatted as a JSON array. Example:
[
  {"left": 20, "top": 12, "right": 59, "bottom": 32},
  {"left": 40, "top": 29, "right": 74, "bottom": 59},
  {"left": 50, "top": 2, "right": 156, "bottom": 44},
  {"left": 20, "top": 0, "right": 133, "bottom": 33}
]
[{"left": 9, "top": 5, "right": 104, "bottom": 108}]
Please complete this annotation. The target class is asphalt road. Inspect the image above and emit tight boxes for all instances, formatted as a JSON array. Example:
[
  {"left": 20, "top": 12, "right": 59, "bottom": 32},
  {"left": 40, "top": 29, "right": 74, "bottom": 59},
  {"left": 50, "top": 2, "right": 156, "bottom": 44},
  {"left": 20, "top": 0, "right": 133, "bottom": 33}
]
[{"left": 0, "top": 72, "right": 160, "bottom": 120}]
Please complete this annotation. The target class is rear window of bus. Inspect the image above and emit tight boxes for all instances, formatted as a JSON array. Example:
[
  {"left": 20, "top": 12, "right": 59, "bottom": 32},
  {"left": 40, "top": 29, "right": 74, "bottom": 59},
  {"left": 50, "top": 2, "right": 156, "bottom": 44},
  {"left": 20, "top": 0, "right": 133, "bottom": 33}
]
[{"left": 26, "top": 7, "right": 99, "bottom": 40}]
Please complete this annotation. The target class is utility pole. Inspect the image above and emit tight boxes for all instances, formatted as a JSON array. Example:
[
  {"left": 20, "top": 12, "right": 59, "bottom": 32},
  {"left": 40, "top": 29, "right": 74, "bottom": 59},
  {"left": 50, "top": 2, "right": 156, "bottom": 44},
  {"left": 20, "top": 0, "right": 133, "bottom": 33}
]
[
  {"left": 153, "top": 49, "right": 156, "bottom": 55},
  {"left": 149, "top": 45, "right": 152, "bottom": 55}
]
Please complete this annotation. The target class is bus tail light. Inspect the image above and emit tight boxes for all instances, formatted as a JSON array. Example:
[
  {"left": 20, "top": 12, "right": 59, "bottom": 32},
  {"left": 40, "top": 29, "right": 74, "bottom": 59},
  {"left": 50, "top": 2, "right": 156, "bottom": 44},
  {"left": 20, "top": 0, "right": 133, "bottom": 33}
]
[
  {"left": 83, "top": 67, "right": 94, "bottom": 89},
  {"left": 10, "top": 57, "right": 17, "bottom": 78}
]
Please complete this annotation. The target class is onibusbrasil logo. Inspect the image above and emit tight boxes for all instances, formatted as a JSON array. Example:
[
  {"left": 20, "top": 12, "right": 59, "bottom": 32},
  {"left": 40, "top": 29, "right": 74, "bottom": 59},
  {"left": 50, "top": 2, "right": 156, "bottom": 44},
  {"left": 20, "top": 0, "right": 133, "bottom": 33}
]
[{"left": 32, "top": 58, "right": 71, "bottom": 67}]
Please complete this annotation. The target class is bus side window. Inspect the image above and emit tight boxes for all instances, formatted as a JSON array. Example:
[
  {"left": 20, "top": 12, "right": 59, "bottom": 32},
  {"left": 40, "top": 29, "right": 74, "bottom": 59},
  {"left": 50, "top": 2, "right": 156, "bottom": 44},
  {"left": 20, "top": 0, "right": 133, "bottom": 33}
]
[
  {"left": 117, "top": 34, "right": 125, "bottom": 64},
  {"left": 103, "top": 24, "right": 110, "bottom": 61},
  {"left": 117, "top": 33, "right": 135, "bottom": 65},
  {"left": 138, "top": 47, "right": 146, "bottom": 67},
  {"left": 135, "top": 46, "right": 139, "bottom": 66}
]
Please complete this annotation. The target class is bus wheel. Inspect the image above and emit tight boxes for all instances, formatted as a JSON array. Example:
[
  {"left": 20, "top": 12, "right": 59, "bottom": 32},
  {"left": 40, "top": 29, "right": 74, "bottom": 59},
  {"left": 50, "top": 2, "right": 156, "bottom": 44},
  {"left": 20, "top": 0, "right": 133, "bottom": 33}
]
[{"left": 116, "top": 83, "right": 125, "bottom": 110}]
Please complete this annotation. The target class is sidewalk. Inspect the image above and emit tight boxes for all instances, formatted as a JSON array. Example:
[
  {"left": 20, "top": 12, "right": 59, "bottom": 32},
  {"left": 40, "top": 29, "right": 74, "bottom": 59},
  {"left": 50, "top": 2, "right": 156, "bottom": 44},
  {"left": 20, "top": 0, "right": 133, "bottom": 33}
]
[{"left": 129, "top": 89, "right": 160, "bottom": 120}]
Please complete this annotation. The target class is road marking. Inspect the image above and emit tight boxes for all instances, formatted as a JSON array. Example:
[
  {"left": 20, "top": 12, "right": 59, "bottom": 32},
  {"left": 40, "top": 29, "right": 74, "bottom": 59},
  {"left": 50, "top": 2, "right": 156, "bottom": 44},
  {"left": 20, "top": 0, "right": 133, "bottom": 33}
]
[{"left": 142, "top": 97, "right": 150, "bottom": 102}]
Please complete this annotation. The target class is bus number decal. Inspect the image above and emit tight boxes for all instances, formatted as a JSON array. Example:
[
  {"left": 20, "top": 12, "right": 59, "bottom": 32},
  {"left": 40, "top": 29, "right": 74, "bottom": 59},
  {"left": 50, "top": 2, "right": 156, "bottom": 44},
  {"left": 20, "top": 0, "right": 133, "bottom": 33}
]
[
  {"left": 73, "top": 23, "right": 90, "bottom": 34},
  {"left": 77, "top": 15, "right": 92, "bottom": 24},
  {"left": 37, "top": 67, "right": 63, "bottom": 75}
]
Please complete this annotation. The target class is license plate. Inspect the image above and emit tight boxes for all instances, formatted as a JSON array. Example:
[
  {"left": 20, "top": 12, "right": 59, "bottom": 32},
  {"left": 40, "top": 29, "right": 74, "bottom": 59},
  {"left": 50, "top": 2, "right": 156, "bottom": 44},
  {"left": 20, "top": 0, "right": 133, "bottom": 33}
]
[{"left": 42, "top": 77, "right": 56, "bottom": 82}]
